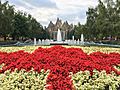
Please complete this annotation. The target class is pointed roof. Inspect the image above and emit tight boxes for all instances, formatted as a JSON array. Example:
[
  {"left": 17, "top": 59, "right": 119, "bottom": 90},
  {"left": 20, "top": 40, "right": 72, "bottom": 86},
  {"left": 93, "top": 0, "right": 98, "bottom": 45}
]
[{"left": 48, "top": 21, "right": 54, "bottom": 28}]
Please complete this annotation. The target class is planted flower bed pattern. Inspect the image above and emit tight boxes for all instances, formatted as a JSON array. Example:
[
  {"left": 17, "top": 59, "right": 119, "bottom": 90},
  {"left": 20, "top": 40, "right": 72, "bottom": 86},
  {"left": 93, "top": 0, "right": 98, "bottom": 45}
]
[{"left": 0, "top": 46, "right": 120, "bottom": 90}]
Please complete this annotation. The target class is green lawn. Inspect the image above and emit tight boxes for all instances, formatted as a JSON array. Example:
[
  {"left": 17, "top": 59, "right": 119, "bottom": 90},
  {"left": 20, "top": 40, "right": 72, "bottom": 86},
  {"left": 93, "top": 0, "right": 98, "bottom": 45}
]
[{"left": 0, "top": 45, "right": 120, "bottom": 54}]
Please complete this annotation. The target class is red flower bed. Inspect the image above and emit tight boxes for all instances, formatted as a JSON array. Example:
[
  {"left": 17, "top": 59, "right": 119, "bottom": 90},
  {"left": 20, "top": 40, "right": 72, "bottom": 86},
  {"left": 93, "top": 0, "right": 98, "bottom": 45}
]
[{"left": 0, "top": 46, "right": 120, "bottom": 89}]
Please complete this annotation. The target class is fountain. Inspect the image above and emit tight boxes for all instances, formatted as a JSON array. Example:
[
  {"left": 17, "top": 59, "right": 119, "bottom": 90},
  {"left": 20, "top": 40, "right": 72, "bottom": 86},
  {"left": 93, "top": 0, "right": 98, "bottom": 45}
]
[
  {"left": 34, "top": 38, "right": 36, "bottom": 45},
  {"left": 72, "top": 36, "right": 74, "bottom": 40},
  {"left": 32, "top": 30, "right": 120, "bottom": 47},
  {"left": 57, "top": 29, "right": 62, "bottom": 42},
  {"left": 50, "top": 29, "right": 68, "bottom": 45},
  {"left": 80, "top": 34, "right": 84, "bottom": 45},
  {"left": 81, "top": 34, "right": 84, "bottom": 42},
  {"left": 14, "top": 32, "right": 120, "bottom": 48}
]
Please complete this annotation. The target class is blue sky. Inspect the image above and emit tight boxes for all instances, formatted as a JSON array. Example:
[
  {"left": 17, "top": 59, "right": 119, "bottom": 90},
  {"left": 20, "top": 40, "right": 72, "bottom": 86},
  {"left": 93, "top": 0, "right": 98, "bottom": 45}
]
[{"left": 2, "top": 0, "right": 98, "bottom": 26}]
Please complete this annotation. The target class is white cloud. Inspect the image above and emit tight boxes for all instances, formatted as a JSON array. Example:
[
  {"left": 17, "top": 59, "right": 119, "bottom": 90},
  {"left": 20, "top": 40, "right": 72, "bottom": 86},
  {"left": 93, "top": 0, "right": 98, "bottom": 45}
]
[
  {"left": 49, "top": 0, "right": 98, "bottom": 25},
  {"left": 2, "top": 0, "right": 98, "bottom": 26},
  {"left": 29, "top": 8, "right": 58, "bottom": 25},
  {"left": 51, "top": 0, "right": 98, "bottom": 8}
]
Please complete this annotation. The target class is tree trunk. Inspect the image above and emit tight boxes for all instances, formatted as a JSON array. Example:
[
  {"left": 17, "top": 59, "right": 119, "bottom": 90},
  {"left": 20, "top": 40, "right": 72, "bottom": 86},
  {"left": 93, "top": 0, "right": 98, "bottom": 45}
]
[
  {"left": 12, "top": 36, "right": 15, "bottom": 40},
  {"left": 4, "top": 35, "right": 7, "bottom": 41}
]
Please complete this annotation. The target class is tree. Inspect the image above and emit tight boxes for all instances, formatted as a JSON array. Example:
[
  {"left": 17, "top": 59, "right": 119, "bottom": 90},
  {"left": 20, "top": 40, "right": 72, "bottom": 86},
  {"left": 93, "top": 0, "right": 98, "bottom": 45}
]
[
  {"left": 12, "top": 11, "right": 45, "bottom": 40},
  {"left": 0, "top": 1, "right": 47, "bottom": 41},
  {"left": 27, "top": 17, "right": 44, "bottom": 39},
  {"left": 12, "top": 11, "right": 30, "bottom": 40},
  {"left": 85, "top": 0, "right": 120, "bottom": 40},
  {"left": 74, "top": 22, "right": 86, "bottom": 39},
  {"left": 0, "top": 1, "right": 15, "bottom": 40},
  {"left": 86, "top": 7, "right": 97, "bottom": 40}
]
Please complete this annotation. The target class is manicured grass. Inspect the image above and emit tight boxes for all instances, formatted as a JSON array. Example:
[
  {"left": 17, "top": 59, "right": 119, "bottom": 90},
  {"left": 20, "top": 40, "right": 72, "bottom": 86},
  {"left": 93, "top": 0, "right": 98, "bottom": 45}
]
[{"left": 0, "top": 45, "right": 120, "bottom": 54}]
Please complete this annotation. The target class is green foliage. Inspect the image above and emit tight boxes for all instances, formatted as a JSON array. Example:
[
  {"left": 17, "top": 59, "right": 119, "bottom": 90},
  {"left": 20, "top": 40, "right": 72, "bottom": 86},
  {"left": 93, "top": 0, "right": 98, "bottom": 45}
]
[
  {"left": 0, "top": 1, "right": 47, "bottom": 41},
  {"left": 0, "top": 69, "right": 49, "bottom": 90},
  {"left": 75, "top": 0, "right": 120, "bottom": 41},
  {"left": 71, "top": 70, "right": 120, "bottom": 90},
  {"left": 74, "top": 23, "right": 87, "bottom": 39},
  {"left": 12, "top": 11, "right": 45, "bottom": 40},
  {"left": 0, "top": 1, "right": 14, "bottom": 40}
]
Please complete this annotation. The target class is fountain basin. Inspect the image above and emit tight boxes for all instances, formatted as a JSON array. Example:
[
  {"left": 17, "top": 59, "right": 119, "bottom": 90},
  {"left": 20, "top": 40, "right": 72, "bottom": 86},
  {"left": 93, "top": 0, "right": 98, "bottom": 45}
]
[{"left": 50, "top": 41, "right": 68, "bottom": 45}]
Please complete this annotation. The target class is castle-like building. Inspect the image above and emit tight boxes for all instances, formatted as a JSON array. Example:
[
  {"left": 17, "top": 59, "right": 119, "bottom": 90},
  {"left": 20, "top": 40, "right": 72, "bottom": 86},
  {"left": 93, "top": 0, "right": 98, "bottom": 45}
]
[{"left": 47, "top": 18, "right": 74, "bottom": 40}]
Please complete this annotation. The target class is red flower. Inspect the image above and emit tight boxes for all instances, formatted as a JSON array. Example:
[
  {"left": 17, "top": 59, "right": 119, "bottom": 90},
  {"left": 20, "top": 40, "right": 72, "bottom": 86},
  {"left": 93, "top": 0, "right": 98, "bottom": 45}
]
[{"left": 0, "top": 45, "right": 120, "bottom": 89}]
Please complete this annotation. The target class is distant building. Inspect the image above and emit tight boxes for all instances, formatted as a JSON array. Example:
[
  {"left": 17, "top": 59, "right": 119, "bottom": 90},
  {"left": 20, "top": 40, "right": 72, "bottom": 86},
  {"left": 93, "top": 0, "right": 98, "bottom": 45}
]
[{"left": 47, "top": 18, "right": 74, "bottom": 40}]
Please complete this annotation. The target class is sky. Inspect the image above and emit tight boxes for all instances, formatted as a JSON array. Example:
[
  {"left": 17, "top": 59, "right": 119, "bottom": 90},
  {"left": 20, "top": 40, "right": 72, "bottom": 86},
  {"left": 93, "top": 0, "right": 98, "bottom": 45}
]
[{"left": 2, "top": 0, "right": 98, "bottom": 26}]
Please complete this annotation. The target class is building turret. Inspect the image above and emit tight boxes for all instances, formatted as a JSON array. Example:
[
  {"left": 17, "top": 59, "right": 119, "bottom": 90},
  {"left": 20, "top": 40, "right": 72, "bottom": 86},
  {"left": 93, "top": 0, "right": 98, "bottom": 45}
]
[{"left": 47, "top": 18, "right": 74, "bottom": 40}]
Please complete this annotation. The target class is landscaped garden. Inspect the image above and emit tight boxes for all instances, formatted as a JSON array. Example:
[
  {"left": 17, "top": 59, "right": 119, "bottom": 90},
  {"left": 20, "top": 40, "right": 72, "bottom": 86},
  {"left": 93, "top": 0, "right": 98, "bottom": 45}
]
[{"left": 0, "top": 45, "right": 120, "bottom": 90}]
